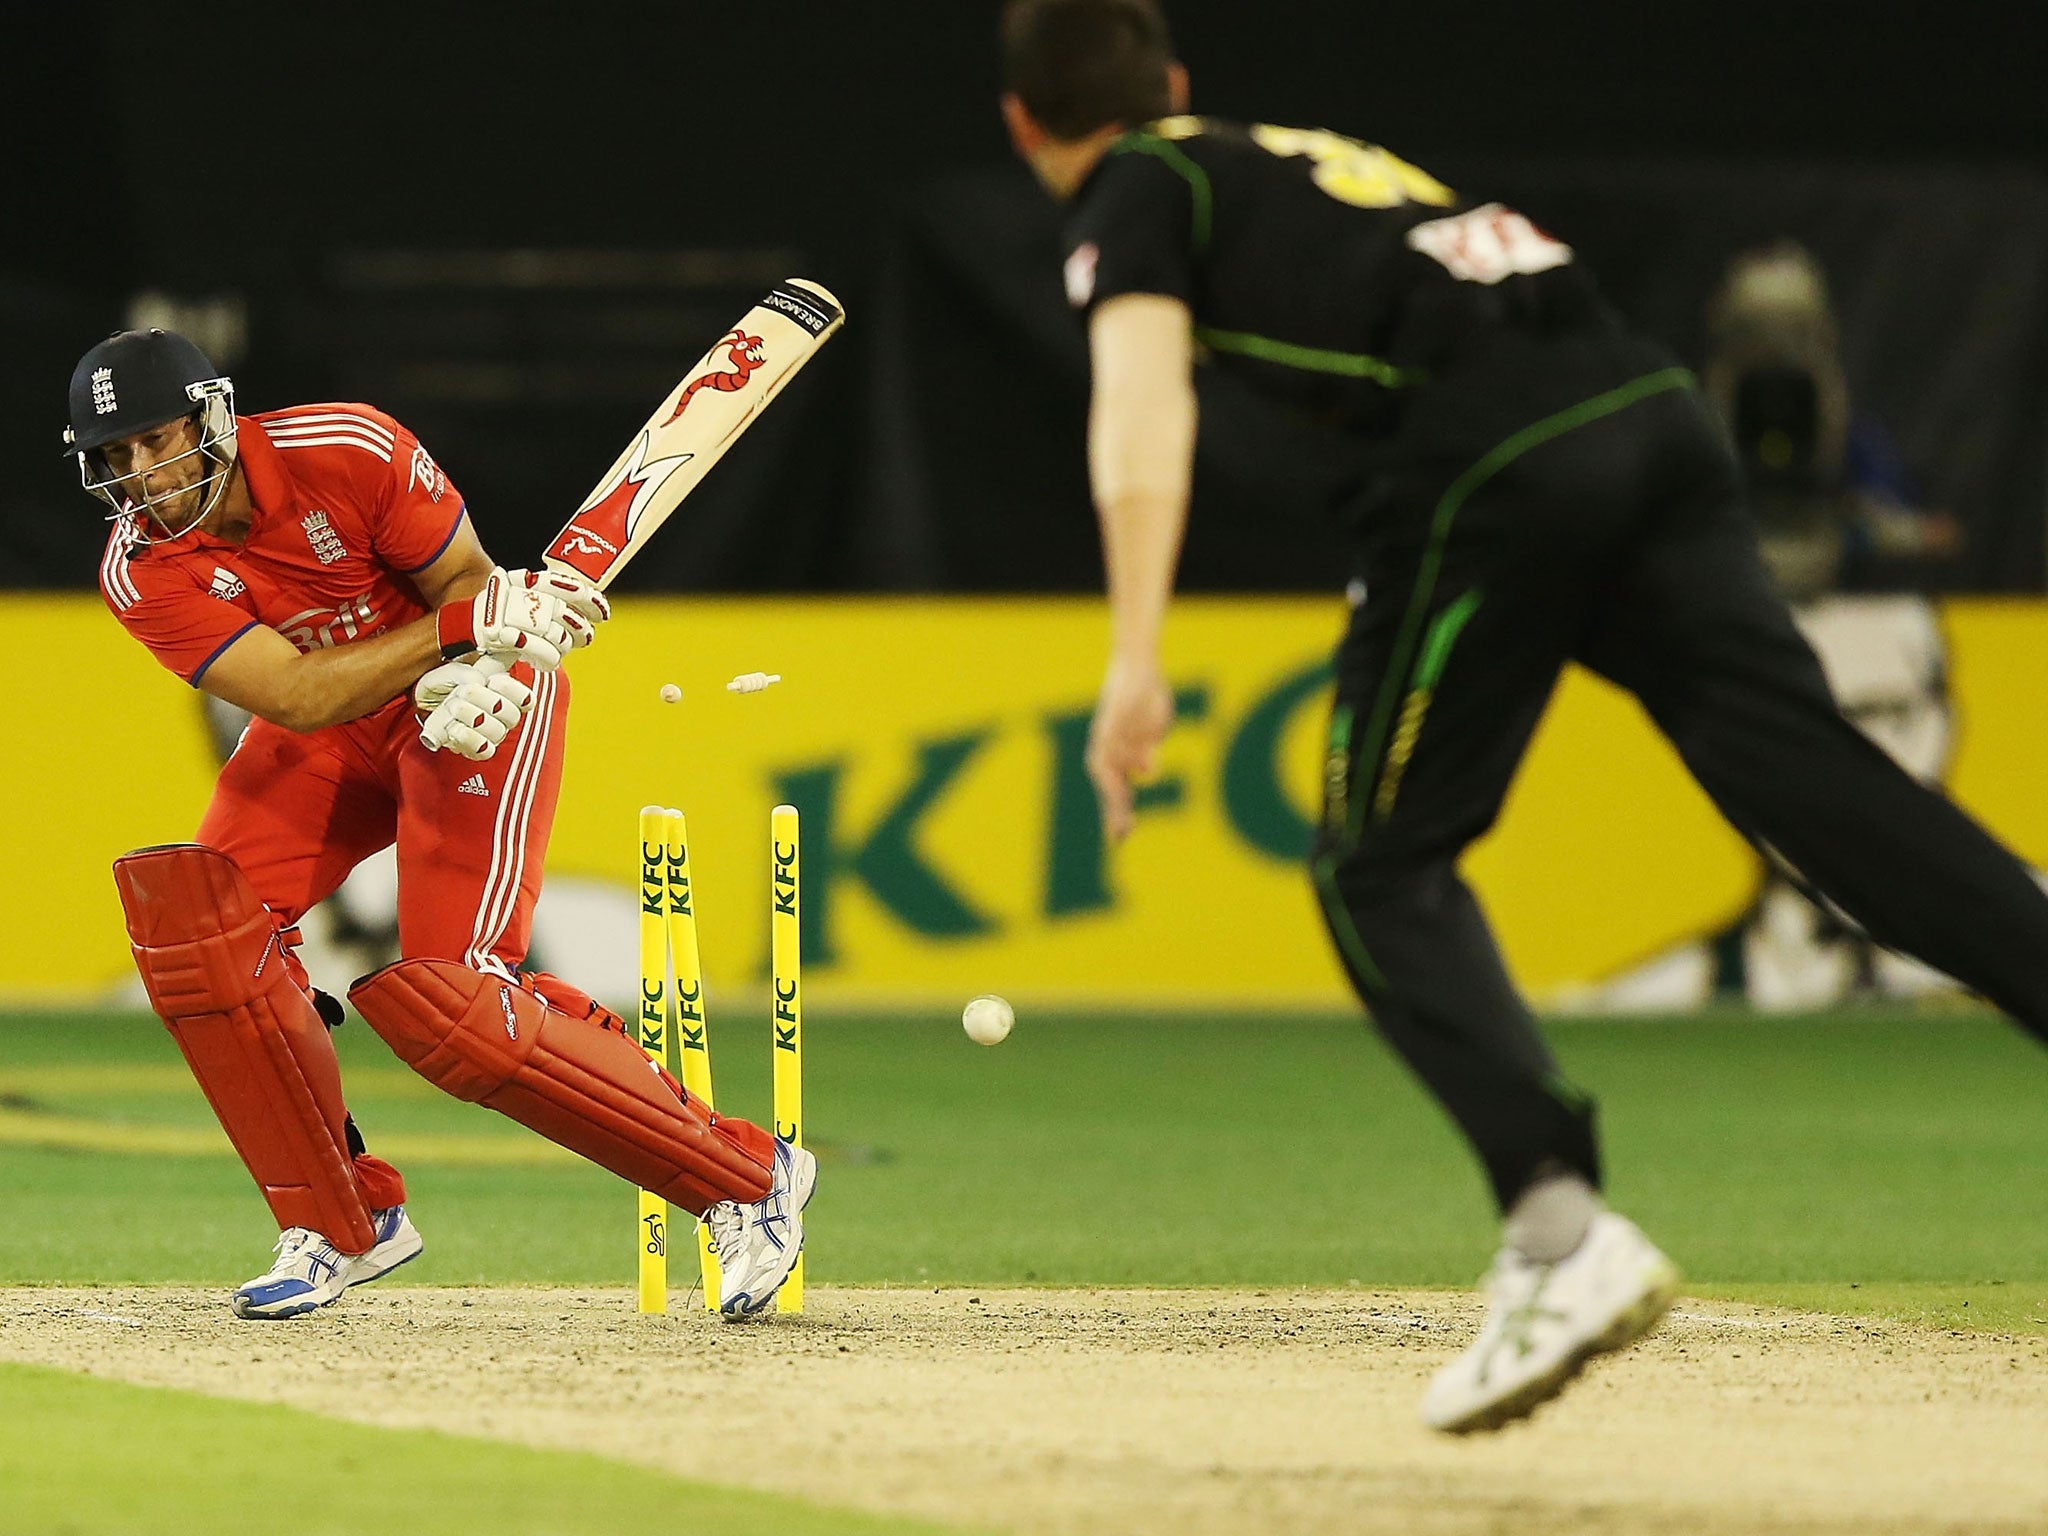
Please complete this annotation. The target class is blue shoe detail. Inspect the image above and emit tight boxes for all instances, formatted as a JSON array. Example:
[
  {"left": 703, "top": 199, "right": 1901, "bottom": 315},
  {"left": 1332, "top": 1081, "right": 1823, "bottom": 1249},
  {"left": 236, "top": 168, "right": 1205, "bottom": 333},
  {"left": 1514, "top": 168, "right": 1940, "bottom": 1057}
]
[
  {"left": 232, "top": 1206, "right": 423, "bottom": 1320},
  {"left": 713, "top": 1141, "right": 815, "bottom": 1320}
]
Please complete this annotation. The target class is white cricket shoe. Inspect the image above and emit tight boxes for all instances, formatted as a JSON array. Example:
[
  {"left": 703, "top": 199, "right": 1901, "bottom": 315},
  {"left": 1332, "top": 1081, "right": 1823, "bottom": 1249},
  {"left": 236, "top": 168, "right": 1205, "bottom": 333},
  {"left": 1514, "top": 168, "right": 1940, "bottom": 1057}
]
[
  {"left": 1422, "top": 1211, "right": 1680, "bottom": 1434},
  {"left": 704, "top": 1139, "right": 817, "bottom": 1320},
  {"left": 231, "top": 1205, "right": 424, "bottom": 1319}
]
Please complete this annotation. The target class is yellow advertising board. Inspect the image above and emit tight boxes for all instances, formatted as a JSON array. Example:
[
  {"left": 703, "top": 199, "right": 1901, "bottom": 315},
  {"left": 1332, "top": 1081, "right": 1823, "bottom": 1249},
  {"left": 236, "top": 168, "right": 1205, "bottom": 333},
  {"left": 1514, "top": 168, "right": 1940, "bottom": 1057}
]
[{"left": 3, "top": 595, "right": 2044, "bottom": 1009}]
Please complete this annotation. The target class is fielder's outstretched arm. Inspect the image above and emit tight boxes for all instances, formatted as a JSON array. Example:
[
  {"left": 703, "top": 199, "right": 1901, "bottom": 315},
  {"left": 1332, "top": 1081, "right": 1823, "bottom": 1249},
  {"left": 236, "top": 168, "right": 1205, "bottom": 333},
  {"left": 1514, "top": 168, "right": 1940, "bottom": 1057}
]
[{"left": 1085, "top": 292, "right": 1198, "bottom": 841}]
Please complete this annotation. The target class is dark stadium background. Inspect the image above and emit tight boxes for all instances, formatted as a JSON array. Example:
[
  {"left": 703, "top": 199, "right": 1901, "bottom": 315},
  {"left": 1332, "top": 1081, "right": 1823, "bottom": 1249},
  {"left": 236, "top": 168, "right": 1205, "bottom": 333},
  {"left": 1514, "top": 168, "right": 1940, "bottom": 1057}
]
[{"left": 5, "top": 1, "right": 2043, "bottom": 593}]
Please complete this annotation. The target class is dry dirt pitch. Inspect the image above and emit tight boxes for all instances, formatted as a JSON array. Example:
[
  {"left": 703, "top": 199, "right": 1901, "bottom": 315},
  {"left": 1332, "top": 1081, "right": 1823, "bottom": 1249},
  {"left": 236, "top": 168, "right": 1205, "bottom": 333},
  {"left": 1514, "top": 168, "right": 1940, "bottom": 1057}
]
[{"left": 3, "top": 1286, "right": 2043, "bottom": 1535}]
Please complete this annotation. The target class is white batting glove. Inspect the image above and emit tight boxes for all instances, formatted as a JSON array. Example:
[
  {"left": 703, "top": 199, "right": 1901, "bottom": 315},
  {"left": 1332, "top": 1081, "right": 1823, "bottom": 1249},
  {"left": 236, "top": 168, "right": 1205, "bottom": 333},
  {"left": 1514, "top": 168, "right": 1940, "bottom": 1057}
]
[
  {"left": 437, "top": 567, "right": 608, "bottom": 671},
  {"left": 414, "top": 657, "right": 535, "bottom": 761},
  {"left": 527, "top": 565, "right": 611, "bottom": 633}
]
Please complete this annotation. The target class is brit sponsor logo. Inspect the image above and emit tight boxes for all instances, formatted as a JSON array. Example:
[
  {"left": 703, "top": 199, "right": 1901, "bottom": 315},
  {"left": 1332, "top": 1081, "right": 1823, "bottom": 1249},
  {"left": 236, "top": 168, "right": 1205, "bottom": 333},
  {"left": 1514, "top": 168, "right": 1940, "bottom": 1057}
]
[
  {"left": 91, "top": 367, "right": 117, "bottom": 415},
  {"left": 277, "top": 592, "right": 380, "bottom": 651},
  {"left": 302, "top": 510, "right": 349, "bottom": 564},
  {"left": 409, "top": 443, "right": 447, "bottom": 501},
  {"left": 208, "top": 566, "right": 246, "bottom": 601}
]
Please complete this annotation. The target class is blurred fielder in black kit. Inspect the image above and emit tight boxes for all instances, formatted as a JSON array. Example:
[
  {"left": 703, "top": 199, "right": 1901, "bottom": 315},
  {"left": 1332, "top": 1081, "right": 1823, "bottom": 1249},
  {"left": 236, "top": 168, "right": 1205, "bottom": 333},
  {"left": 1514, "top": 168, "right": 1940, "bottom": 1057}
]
[{"left": 999, "top": 0, "right": 2048, "bottom": 1433}]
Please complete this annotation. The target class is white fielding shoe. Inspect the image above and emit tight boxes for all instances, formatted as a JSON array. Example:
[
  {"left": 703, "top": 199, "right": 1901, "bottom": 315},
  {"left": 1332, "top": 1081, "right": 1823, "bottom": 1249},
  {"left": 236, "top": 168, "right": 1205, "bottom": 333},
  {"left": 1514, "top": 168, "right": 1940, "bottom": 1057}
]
[
  {"left": 704, "top": 1139, "right": 817, "bottom": 1320},
  {"left": 1422, "top": 1211, "right": 1680, "bottom": 1434},
  {"left": 231, "top": 1205, "right": 424, "bottom": 1319}
]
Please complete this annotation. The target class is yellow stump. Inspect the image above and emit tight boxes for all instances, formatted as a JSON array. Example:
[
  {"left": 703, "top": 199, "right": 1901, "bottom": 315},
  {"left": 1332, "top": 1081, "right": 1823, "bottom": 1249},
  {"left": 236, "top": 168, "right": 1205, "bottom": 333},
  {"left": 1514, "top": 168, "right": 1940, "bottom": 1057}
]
[
  {"left": 633, "top": 806, "right": 670, "bottom": 1314},
  {"left": 770, "top": 803, "right": 804, "bottom": 1312},
  {"left": 663, "top": 808, "right": 722, "bottom": 1311}
]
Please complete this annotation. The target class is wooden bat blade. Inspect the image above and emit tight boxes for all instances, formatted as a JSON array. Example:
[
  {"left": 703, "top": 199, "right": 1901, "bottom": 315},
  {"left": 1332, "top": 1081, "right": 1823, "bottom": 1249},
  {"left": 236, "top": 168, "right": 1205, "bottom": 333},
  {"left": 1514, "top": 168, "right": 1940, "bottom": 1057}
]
[{"left": 542, "top": 279, "right": 844, "bottom": 589}]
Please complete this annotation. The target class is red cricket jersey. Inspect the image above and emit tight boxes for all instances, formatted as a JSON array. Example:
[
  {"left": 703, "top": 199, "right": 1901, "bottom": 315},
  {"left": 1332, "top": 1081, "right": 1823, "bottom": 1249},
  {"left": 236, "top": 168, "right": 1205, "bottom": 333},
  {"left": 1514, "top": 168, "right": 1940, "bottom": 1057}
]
[{"left": 98, "top": 404, "right": 467, "bottom": 686}]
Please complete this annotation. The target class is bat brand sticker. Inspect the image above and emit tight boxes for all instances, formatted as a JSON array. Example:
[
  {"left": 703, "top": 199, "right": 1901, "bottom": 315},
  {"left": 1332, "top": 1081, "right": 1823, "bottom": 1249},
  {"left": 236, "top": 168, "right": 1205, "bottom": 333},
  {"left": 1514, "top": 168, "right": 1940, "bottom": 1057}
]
[
  {"left": 762, "top": 285, "right": 835, "bottom": 335},
  {"left": 559, "top": 531, "right": 617, "bottom": 558},
  {"left": 545, "top": 433, "right": 694, "bottom": 581}
]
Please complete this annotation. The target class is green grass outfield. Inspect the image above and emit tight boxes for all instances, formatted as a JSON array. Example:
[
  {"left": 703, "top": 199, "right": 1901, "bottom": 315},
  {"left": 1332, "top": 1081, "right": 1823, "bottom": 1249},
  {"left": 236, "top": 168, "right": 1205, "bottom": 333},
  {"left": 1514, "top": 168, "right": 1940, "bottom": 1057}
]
[
  {"left": 2, "top": 1002, "right": 2043, "bottom": 1330},
  {"left": 0, "top": 1359, "right": 971, "bottom": 1536}
]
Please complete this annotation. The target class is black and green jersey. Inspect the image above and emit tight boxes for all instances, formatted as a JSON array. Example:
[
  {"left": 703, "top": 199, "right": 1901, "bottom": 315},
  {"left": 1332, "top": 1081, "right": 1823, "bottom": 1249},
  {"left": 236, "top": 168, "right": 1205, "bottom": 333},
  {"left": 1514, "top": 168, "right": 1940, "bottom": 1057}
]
[{"left": 1062, "top": 116, "right": 1609, "bottom": 431}]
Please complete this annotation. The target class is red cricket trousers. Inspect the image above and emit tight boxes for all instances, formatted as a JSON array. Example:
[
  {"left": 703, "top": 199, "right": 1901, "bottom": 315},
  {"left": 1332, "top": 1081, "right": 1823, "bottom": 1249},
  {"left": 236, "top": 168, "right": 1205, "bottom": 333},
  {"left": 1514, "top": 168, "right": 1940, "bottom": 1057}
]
[{"left": 195, "top": 665, "right": 571, "bottom": 1208}]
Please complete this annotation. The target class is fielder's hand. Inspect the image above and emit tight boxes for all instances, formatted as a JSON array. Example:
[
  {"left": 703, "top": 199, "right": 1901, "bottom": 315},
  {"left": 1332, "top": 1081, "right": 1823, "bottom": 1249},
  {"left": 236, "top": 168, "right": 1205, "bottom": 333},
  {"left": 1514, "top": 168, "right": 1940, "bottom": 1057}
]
[
  {"left": 1087, "top": 654, "right": 1176, "bottom": 842},
  {"left": 437, "top": 566, "right": 611, "bottom": 671},
  {"left": 415, "top": 656, "right": 535, "bottom": 761}
]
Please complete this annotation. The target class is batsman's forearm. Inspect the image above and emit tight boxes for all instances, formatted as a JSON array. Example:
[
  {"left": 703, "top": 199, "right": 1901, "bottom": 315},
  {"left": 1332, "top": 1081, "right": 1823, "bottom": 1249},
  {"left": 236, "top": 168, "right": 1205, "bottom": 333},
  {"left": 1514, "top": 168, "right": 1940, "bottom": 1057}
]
[{"left": 271, "top": 616, "right": 445, "bottom": 731}]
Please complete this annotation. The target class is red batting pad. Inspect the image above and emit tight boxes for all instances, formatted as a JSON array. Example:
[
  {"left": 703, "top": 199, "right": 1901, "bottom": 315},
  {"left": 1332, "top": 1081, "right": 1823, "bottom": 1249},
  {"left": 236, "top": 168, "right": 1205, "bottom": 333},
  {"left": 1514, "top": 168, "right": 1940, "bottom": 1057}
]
[
  {"left": 112, "top": 844, "right": 378, "bottom": 1252},
  {"left": 350, "top": 958, "right": 772, "bottom": 1214}
]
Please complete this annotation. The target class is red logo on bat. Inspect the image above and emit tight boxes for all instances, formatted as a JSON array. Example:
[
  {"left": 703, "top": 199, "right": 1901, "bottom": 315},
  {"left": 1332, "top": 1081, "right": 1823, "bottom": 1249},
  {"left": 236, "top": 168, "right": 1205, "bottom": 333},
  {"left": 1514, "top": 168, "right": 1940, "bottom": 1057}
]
[{"left": 662, "top": 330, "right": 766, "bottom": 423}]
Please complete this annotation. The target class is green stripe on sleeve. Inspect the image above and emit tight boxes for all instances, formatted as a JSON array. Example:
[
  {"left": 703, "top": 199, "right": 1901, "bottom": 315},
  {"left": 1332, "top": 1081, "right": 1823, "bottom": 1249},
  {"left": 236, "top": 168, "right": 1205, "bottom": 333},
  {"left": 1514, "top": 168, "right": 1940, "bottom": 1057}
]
[
  {"left": 1113, "top": 133, "right": 1214, "bottom": 251},
  {"left": 1194, "top": 326, "right": 1421, "bottom": 387}
]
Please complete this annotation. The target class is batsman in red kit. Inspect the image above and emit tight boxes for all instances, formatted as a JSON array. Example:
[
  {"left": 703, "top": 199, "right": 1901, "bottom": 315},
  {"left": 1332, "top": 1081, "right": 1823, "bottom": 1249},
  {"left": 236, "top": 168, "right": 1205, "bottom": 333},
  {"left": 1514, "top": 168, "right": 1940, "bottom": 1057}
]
[{"left": 71, "top": 328, "right": 815, "bottom": 1320}]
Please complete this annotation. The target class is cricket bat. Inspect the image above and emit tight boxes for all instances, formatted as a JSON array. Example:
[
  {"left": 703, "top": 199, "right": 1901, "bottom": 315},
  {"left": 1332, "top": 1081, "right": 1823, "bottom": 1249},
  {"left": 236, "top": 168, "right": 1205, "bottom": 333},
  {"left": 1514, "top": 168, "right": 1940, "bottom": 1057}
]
[{"left": 542, "top": 279, "right": 844, "bottom": 589}]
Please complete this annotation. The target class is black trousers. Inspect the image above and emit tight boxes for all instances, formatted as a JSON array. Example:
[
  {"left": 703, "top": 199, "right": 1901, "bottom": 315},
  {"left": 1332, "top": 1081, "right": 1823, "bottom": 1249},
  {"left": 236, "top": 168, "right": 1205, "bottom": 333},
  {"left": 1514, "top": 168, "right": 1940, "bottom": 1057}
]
[{"left": 1311, "top": 325, "right": 2048, "bottom": 1211}]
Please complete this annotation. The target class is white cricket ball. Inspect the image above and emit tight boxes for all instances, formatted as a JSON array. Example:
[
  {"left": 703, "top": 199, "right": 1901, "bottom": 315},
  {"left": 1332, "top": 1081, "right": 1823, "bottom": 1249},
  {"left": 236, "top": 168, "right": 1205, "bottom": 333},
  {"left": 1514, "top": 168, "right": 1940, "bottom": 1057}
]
[
  {"left": 962, "top": 994, "right": 1014, "bottom": 1046},
  {"left": 659, "top": 683, "right": 682, "bottom": 704}
]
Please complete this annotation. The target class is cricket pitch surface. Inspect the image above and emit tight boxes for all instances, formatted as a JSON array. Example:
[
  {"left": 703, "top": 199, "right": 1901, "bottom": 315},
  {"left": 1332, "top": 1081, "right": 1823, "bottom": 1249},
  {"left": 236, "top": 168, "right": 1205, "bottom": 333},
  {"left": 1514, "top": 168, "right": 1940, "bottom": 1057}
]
[{"left": 3, "top": 1285, "right": 2042, "bottom": 1535}]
